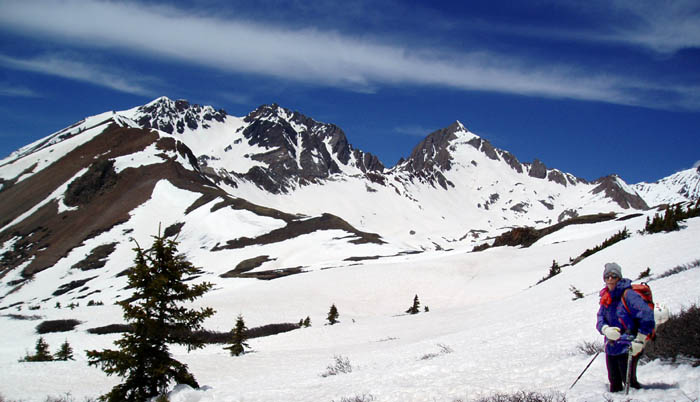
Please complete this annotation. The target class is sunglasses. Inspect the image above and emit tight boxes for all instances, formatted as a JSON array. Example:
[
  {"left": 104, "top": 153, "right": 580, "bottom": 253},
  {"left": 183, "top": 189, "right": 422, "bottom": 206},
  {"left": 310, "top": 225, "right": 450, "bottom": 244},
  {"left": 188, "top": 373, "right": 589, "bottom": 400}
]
[{"left": 604, "top": 274, "right": 620, "bottom": 280}]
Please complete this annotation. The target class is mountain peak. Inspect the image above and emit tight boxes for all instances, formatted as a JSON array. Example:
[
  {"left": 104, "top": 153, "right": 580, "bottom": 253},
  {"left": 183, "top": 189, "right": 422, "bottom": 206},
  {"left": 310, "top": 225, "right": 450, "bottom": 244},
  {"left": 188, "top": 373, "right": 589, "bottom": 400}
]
[
  {"left": 448, "top": 120, "right": 468, "bottom": 134},
  {"left": 145, "top": 95, "right": 173, "bottom": 106},
  {"left": 236, "top": 103, "right": 384, "bottom": 193},
  {"left": 125, "top": 97, "right": 226, "bottom": 135},
  {"left": 592, "top": 175, "right": 648, "bottom": 210}
]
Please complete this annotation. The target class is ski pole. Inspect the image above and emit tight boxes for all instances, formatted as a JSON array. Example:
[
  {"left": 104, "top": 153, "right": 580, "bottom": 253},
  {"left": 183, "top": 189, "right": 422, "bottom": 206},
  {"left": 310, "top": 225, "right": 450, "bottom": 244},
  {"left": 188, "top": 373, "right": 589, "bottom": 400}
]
[
  {"left": 625, "top": 349, "right": 633, "bottom": 395},
  {"left": 569, "top": 351, "right": 601, "bottom": 390}
]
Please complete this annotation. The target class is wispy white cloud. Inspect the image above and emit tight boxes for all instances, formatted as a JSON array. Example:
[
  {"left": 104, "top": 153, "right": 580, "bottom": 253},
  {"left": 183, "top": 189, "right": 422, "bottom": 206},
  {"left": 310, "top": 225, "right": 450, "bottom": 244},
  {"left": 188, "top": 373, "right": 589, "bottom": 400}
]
[
  {"left": 0, "top": 83, "right": 40, "bottom": 98},
  {"left": 579, "top": 0, "right": 700, "bottom": 54},
  {"left": 0, "top": 53, "right": 157, "bottom": 96},
  {"left": 393, "top": 125, "right": 437, "bottom": 137},
  {"left": 217, "top": 91, "right": 253, "bottom": 106},
  {"left": 0, "top": 0, "right": 697, "bottom": 109}
]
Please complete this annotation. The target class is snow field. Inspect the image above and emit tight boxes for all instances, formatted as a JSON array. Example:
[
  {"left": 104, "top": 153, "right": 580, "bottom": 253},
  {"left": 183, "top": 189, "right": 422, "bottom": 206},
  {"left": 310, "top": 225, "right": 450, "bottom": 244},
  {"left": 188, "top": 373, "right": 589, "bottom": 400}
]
[{"left": 1, "top": 215, "right": 699, "bottom": 401}]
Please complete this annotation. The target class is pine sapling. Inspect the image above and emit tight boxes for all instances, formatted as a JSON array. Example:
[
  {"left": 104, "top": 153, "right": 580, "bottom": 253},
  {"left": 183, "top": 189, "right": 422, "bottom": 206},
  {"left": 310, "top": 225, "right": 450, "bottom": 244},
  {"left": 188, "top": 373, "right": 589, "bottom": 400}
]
[
  {"left": 224, "top": 314, "right": 249, "bottom": 356},
  {"left": 54, "top": 339, "right": 75, "bottom": 361},
  {"left": 406, "top": 294, "right": 420, "bottom": 314},
  {"left": 22, "top": 337, "right": 53, "bottom": 362},
  {"left": 327, "top": 304, "right": 339, "bottom": 325}
]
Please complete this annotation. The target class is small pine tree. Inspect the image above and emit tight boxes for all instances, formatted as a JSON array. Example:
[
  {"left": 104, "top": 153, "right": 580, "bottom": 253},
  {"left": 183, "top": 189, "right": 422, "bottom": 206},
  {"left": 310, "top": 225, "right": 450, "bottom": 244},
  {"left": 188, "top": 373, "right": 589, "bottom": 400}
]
[
  {"left": 54, "top": 339, "right": 75, "bottom": 361},
  {"left": 86, "top": 231, "right": 215, "bottom": 402},
  {"left": 549, "top": 260, "right": 561, "bottom": 277},
  {"left": 327, "top": 304, "right": 339, "bottom": 325},
  {"left": 406, "top": 294, "right": 420, "bottom": 314},
  {"left": 224, "top": 315, "right": 249, "bottom": 357},
  {"left": 424, "top": 306, "right": 430, "bottom": 313},
  {"left": 23, "top": 337, "right": 53, "bottom": 362},
  {"left": 303, "top": 316, "right": 311, "bottom": 327}
]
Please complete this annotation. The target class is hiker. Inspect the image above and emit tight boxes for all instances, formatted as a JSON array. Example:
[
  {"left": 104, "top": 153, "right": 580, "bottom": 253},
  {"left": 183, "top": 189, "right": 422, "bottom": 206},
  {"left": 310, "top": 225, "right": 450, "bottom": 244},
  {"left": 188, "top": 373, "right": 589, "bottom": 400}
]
[{"left": 596, "top": 262, "right": 655, "bottom": 393}]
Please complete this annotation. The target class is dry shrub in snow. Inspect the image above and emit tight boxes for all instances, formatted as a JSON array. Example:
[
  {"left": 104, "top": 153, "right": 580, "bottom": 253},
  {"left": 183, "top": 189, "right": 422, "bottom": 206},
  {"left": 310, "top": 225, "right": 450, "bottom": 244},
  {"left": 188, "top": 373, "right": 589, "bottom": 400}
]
[
  {"left": 321, "top": 355, "right": 353, "bottom": 377},
  {"left": 36, "top": 319, "right": 81, "bottom": 334},
  {"left": 576, "top": 340, "right": 603, "bottom": 356},
  {"left": 645, "top": 302, "right": 700, "bottom": 366},
  {"left": 469, "top": 390, "right": 566, "bottom": 402},
  {"left": 331, "top": 394, "right": 375, "bottom": 402},
  {"left": 86, "top": 323, "right": 132, "bottom": 335},
  {"left": 656, "top": 259, "right": 700, "bottom": 279},
  {"left": 420, "top": 343, "right": 454, "bottom": 360}
]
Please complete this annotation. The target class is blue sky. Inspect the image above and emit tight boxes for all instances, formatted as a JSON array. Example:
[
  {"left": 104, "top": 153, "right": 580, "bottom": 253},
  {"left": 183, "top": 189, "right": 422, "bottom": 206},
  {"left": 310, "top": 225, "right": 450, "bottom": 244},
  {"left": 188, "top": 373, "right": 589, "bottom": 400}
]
[{"left": 1, "top": 0, "right": 699, "bottom": 183}]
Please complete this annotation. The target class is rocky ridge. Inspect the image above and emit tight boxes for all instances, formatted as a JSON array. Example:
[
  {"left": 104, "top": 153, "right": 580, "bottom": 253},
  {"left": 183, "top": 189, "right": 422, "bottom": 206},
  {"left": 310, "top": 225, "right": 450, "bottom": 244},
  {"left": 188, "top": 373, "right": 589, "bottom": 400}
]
[{"left": 235, "top": 104, "right": 384, "bottom": 193}]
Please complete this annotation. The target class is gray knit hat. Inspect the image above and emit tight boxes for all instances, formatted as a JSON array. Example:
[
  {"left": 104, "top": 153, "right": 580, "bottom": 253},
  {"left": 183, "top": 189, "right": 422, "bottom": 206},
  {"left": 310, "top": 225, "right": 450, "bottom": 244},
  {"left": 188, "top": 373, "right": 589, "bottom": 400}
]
[{"left": 603, "top": 262, "right": 622, "bottom": 279}]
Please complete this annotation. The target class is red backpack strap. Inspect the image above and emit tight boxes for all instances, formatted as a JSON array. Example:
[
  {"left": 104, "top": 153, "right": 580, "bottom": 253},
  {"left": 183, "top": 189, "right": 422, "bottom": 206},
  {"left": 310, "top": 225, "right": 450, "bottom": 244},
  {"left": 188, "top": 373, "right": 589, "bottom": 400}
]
[{"left": 621, "top": 288, "right": 631, "bottom": 313}]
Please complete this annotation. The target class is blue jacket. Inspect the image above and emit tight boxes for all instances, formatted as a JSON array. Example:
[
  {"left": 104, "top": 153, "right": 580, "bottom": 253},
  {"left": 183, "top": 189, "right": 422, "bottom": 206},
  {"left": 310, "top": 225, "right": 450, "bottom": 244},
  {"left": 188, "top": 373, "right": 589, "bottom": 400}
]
[{"left": 596, "top": 278, "right": 655, "bottom": 355}]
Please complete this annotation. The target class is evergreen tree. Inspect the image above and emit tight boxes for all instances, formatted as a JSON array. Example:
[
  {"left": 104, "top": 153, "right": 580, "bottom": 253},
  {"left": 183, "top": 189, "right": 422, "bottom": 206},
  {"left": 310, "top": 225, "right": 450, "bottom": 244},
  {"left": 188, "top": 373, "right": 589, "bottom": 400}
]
[
  {"left": 548, "top": 260, "right": 561, "bottom": 277},
  {"left": 22, "top": 337, "right": 53, "bottom": 362},
  {"left": 303, "top": 316, "right": 311, "bottom": 327},
  {"left": 86, "top": 231, "right": 215, "bottom": 402},
  {"left": 54, "top": 339, "right": 74, "bottom": 361},
  {"left": 406, "top": 294, "right": 420, "bottom": 314},
  {"left": 224, "top": 315, "right": 249, "bottom": 356},
  {"left": 327, "top": 304, "right": 339, "bottom": 325}
]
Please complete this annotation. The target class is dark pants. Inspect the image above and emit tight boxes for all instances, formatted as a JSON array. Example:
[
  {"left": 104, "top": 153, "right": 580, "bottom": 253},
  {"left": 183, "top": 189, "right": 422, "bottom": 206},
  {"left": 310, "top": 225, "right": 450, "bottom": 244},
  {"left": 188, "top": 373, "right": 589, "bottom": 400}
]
[{"left": 606, "top": 352, "right": 641, "bottom": 392}]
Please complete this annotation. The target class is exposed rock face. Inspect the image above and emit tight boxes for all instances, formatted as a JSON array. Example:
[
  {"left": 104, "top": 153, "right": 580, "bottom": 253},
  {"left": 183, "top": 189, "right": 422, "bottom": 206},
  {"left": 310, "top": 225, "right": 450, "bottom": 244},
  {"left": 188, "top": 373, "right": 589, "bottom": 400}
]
[
  {"left": 401, "top": 121, "right": 466, "bottom": 189},
  {"left": 64, "top": 160, "right": 118, "bottom": 206},
  {"left": 500, "top": 150, "right": 523, "bottom": 173},
  {"left": 468, "top": 137, "right": 499, "bottom": 161},
  {"left": 71, "top": 243, "right": 118, "bottom": 271},
  {"left": 529, "top": 159, "right": 548, "bottom": 179},
  {"left": 133, "top": 97, "right": 227, "bottom": 134},
  {"left": 240, "top": 104, "right": 384, "bottom": 193},
  {"left": 592, "top": 175, "right": 648, "bottom": 210},
  {"left": 405, "top": 121, "right": 463, "bottom": 173},
  {"left": 546, "top": 170, "right": 567, "bottom": 186}
]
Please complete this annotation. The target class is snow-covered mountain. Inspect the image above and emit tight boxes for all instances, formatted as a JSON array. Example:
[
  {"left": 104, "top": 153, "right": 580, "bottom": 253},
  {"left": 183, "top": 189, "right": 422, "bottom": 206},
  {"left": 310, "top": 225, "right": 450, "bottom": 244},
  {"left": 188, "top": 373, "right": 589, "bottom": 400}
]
[
  {"left": 120, "top": 97, "right": 385, "bottom": 194},
  {"left": 1, "top": 97, "right": 699, "bottom": 402},
  {"left": 633, "top": 166, "right": 700, "bottom": 207},
  {"left": 0, "top": 96, "right": 671, "bottom": 284}
]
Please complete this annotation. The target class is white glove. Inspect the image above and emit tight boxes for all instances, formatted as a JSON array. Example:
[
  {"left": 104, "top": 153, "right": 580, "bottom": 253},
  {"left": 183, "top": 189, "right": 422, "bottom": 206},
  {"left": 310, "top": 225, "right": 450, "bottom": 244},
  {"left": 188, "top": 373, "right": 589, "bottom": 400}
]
[
  {"left": 630, "top": 333, "right": 648, "bottom": 356},
  {"left": 602, "top": 325, "right": 621, "bottom": 341}
]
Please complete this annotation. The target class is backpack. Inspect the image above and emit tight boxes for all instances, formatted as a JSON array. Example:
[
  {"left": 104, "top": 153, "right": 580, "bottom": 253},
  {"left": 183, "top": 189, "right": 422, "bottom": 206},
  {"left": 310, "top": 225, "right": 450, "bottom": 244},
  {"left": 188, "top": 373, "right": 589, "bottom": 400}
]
[{"left": 622, "top": 282, "right": 656, "bottom": 339}]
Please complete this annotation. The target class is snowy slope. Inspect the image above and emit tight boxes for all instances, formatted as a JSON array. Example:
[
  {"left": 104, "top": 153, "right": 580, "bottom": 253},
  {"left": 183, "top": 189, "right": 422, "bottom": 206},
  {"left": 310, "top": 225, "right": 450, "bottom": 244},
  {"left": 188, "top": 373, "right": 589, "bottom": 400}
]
[
  {"left": 633, "top": 166, "right": 700, "bottom": 206},
  {"left": 1, "top": 211, "right": 699, "bottom": 402}
]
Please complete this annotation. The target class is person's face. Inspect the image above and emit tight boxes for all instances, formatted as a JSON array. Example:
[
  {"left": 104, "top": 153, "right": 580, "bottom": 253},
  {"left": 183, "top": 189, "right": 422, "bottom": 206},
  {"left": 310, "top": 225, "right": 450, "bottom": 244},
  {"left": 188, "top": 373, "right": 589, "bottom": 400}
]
[{"left": 605, "top": 273, "right": 620, "bottom": 291}]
